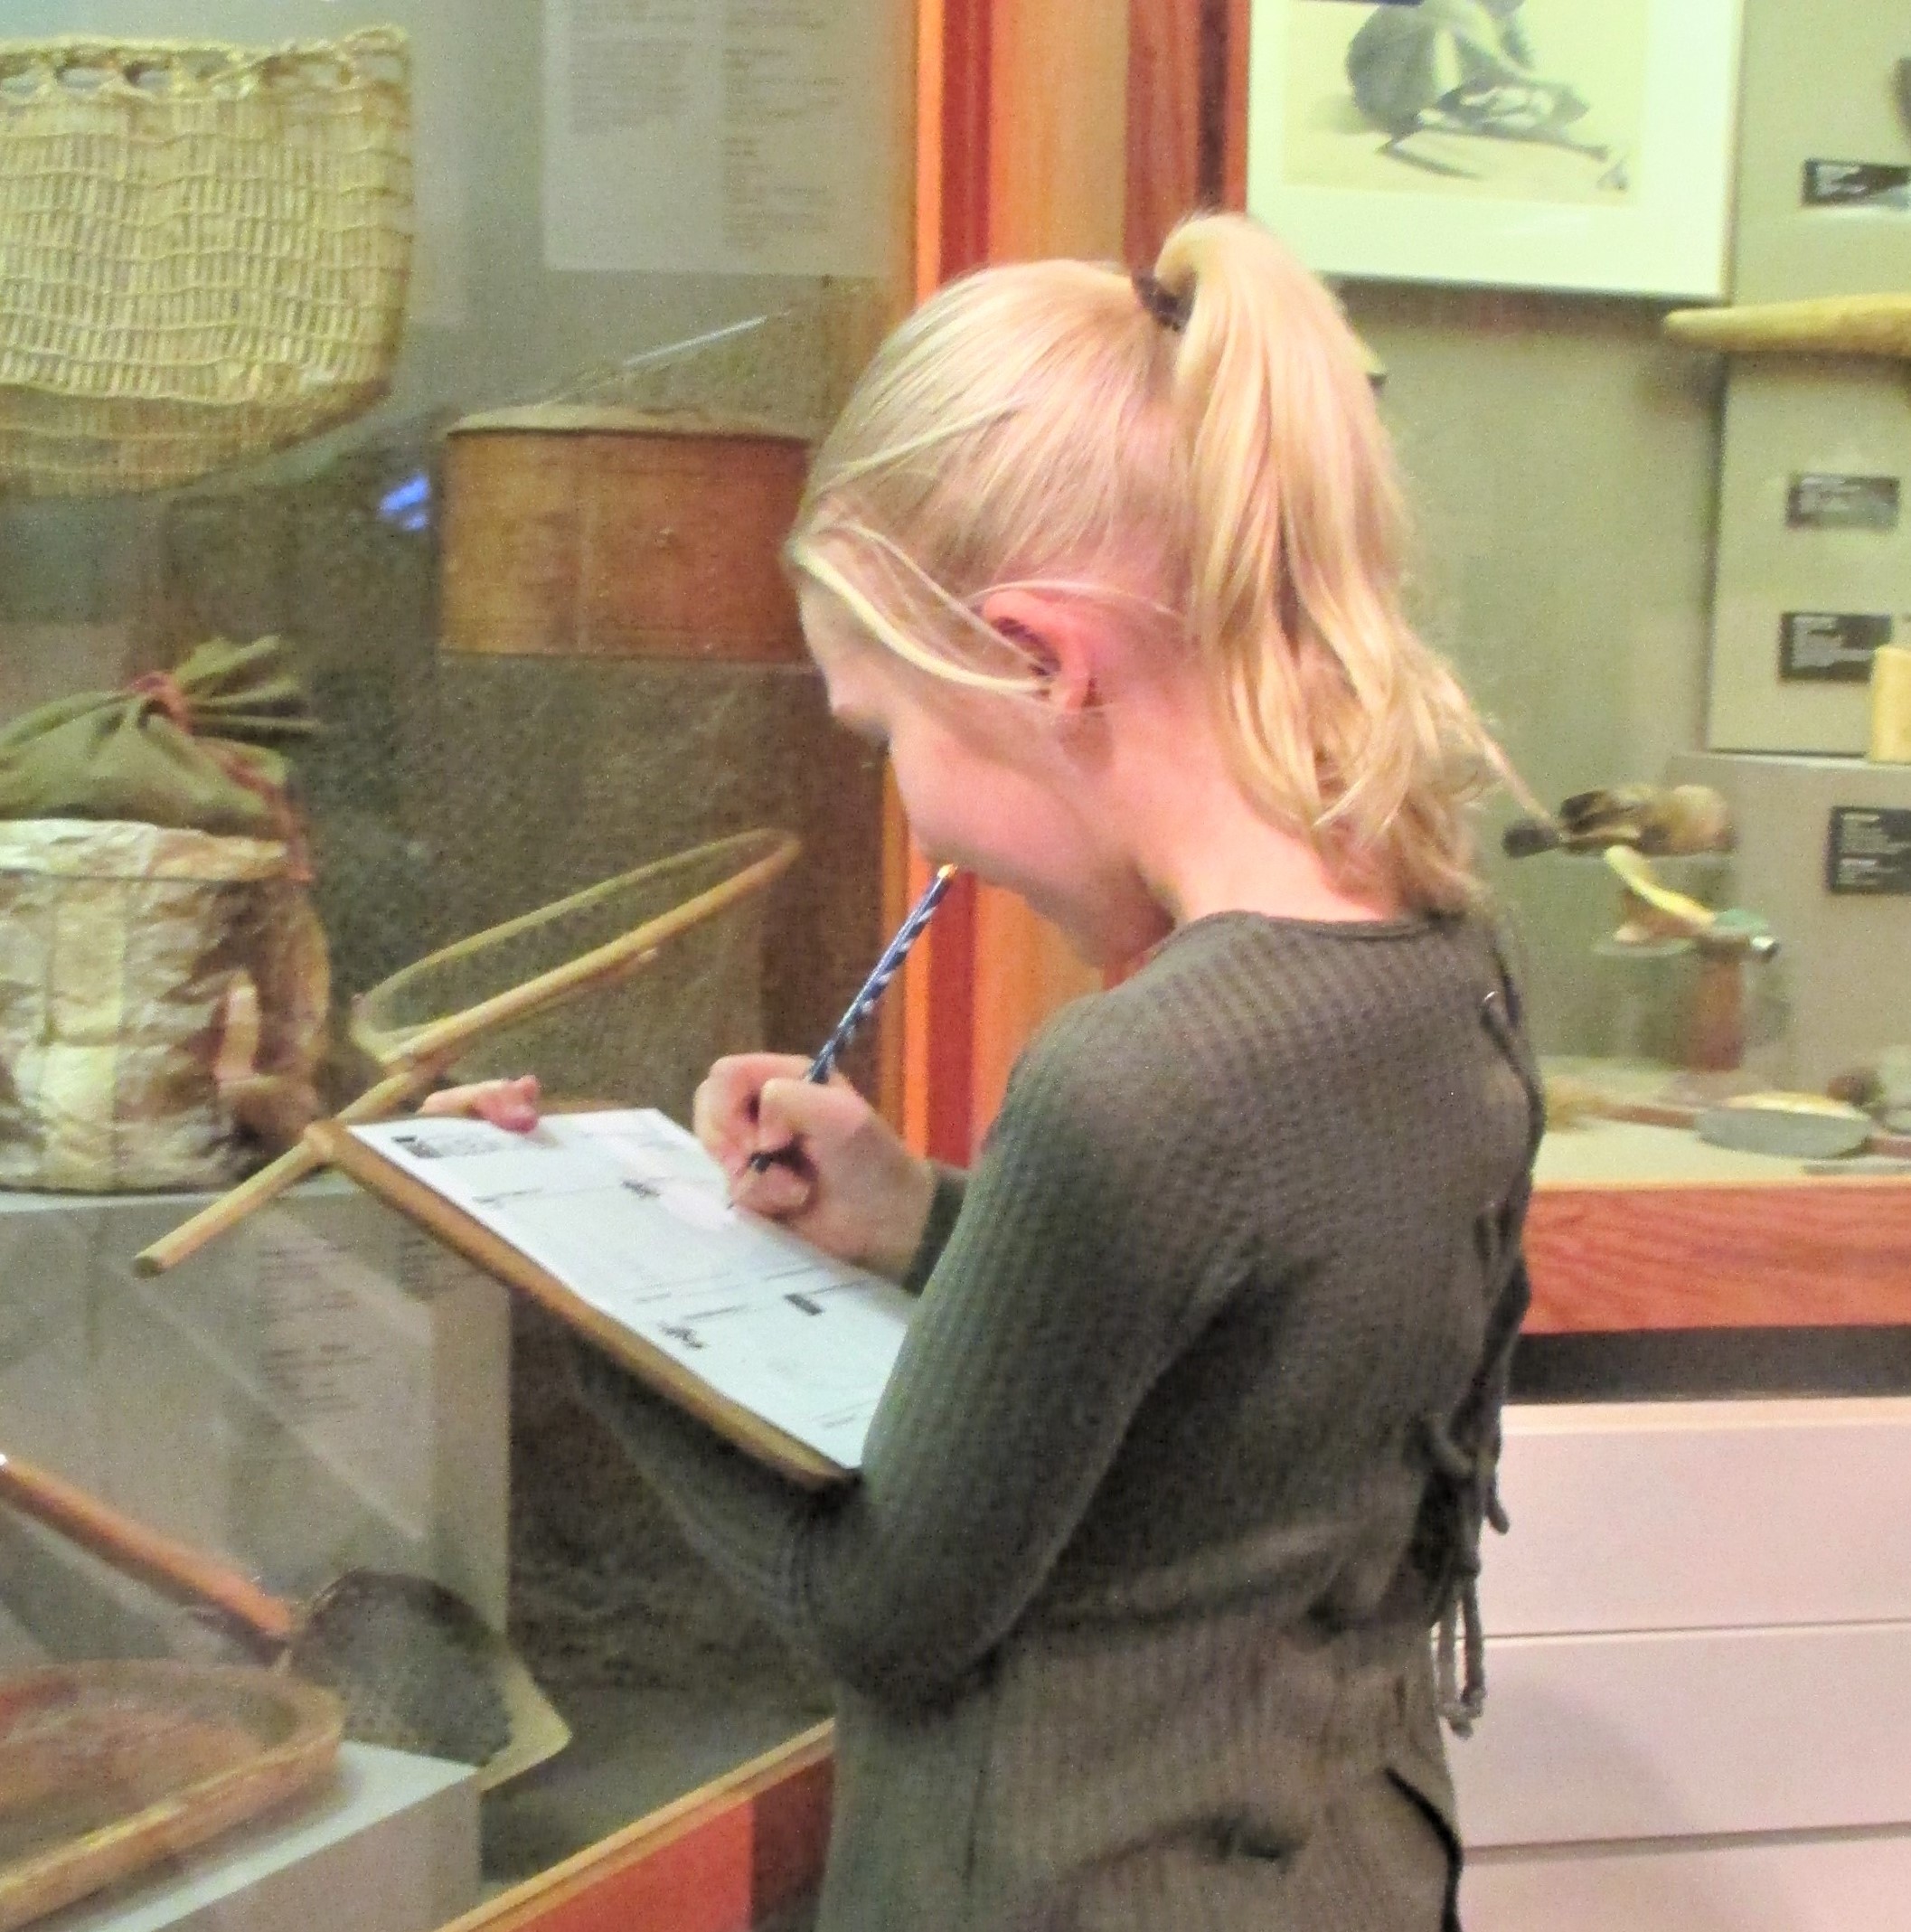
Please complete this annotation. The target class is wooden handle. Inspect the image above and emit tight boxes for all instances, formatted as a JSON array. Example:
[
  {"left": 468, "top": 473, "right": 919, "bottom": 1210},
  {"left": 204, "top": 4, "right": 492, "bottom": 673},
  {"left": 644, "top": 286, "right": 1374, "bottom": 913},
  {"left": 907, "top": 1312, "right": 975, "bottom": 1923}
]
[
  {"left": 1663, "top": 294, "right": 1911, "bottom": 359},
  {"left": 390, "top": 830, "right": 798, "bottom": 1067},
  {"left": 1687, "top": 954, "right": 1746, "bottom": 1074},
  {"left": 0, "top": 1453, "right": 298, "bottom": 1646},
  {"left": 133, "top": 1063, "right": 441, "bottom": 1276}
]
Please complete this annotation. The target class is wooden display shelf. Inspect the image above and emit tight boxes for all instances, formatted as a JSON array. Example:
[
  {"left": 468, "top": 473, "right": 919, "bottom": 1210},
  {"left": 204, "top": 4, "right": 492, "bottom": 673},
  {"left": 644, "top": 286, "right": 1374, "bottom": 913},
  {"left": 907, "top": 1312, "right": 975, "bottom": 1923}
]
[
  {"left": 444, "top": 1723, "right": 832, "bottom": 1932},
  {"left": 1527, "top": 1121, "right": 1911, "bottom": 1333}
]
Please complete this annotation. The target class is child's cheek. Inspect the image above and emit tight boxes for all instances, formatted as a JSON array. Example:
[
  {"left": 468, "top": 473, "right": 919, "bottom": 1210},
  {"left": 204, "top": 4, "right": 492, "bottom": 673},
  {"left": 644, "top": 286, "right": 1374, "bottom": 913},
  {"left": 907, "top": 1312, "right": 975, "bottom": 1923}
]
[
  {"left": 883, "top": 751, "right": 932, "bottom": 837},
  {"left": 894, "top": 774, "right": 955, "bottom": 856}
]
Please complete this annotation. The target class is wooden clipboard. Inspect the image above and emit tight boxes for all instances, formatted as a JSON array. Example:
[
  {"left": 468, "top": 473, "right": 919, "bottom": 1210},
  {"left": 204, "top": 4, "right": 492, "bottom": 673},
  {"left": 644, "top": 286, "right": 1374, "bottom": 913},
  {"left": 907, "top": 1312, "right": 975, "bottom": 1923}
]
[{"left": 304, "top": 1119, "right": 850, "bottom": 1491}]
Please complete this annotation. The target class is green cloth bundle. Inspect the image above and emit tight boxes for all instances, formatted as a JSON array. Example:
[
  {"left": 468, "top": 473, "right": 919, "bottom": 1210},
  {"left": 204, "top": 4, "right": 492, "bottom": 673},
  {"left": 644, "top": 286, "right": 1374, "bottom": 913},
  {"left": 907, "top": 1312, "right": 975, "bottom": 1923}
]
[{"left": 0, "top": 636, "right": 316, "bottom": 841}]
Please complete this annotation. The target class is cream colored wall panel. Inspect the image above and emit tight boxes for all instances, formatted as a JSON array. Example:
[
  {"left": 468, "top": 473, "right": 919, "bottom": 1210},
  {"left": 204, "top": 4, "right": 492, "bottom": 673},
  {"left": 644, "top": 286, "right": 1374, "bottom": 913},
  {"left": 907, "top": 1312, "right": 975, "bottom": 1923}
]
[
  {"left": 1731, "top": 0, "right": 1911, "bottom": 304},
  {"left": 1703, "top": 0, "right": 1911, "bottom": 754},
  {"left": 1484, "top": 1399, "right": 1911, "bottom": 1636},
  {"left": 1451, "top": 1622, "right": 1911, "bottom": 1847},
  {"left": 1706, "top": 362, "right": 1911, "bottom": 754},
  {"left": 1464, "top": 1827, "right": 1911, "bottom": 1932},
  {"left": 1666, "top": 750, "right": 1911, "bottom": 1091}
]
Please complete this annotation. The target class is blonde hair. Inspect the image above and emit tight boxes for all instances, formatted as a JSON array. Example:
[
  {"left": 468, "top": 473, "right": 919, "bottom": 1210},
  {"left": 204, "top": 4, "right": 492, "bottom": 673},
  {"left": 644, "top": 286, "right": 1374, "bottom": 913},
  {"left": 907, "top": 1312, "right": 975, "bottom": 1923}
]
[{"left": 788, "top": 212, "right": 1514, "bottom": 914}]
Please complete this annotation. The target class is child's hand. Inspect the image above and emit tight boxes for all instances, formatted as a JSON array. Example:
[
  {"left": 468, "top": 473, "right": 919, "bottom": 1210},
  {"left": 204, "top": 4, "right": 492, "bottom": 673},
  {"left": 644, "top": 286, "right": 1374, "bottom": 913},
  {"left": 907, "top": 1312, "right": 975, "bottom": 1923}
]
[
  {"left": 419, "top": 1074, "right": 541, "bottom": 1134},
  {"left": 694, "top": 1053, "right": 937, "bottom": 1282}
]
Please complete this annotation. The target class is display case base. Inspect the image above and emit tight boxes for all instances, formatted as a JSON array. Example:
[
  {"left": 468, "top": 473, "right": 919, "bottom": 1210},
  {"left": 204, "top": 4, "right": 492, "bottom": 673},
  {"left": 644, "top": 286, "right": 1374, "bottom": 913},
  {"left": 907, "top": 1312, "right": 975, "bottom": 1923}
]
[{"left": 43, "top": 1744, "right": 477, "bottom": 1932}]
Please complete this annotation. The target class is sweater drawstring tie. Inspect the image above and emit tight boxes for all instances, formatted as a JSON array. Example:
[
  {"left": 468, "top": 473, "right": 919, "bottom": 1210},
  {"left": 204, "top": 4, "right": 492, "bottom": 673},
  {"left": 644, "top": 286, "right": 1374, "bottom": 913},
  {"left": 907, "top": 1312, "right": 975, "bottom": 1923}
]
[{"left": 1427, "top": 947, "right": 1544, "bottom": 1739}]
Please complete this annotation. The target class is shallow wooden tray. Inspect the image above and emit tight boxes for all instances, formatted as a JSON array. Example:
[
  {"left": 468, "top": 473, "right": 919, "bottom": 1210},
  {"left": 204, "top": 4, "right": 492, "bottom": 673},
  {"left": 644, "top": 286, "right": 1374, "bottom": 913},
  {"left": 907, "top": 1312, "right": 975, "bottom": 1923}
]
[{"left": 0, "top": 1662, "right": 342, "bottom": 1932}]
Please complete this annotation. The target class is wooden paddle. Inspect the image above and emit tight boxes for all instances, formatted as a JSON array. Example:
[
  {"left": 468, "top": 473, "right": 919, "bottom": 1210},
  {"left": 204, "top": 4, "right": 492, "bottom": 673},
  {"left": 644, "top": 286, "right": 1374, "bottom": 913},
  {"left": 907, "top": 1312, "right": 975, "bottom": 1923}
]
[{"left": 0, "top": 1452, "right": 566, "bottom": 1789}]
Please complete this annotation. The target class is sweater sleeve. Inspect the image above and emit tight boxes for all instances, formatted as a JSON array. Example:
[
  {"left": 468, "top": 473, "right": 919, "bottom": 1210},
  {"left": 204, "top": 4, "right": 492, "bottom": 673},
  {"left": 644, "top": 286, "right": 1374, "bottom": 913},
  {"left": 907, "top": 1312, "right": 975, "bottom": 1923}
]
[
  {"left": 571, "top": 997, "right": 1255, "bottom": 1709},
  {"left": 901, "top": 1163, "right": 965, "bottom": 1295}
]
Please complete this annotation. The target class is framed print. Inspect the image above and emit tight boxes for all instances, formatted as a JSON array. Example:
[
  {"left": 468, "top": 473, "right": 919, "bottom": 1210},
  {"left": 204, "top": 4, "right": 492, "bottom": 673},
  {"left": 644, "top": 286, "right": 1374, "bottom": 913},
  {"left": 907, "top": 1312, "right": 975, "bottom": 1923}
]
[{"left": 1247, "top": 0, "right": 1745, "bottom": 297}]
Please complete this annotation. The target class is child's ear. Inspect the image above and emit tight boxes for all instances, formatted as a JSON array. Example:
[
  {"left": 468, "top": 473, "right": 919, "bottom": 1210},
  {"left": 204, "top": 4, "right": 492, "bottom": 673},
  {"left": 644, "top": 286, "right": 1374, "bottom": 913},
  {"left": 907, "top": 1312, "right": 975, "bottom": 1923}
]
[{"left": 977, "top": 588, "right": 1098, "bottom": 714}]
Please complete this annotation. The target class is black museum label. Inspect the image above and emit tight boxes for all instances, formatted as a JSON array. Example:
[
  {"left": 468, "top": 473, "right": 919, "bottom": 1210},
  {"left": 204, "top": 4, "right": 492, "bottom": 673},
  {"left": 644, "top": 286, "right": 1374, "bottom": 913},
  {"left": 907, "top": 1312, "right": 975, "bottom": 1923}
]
[
  {"left": 1786, "top": 473, "right": 1901, "bottom": 532},
  {"left": 1826, "top": 807, "right": 1911, "bottom": 896},
  {"left": 1780, "top": 611, "right": 1890, "bottom": 683},
  {"left": 1803, "top": 160, "right": 1911, "bottom": 209}
]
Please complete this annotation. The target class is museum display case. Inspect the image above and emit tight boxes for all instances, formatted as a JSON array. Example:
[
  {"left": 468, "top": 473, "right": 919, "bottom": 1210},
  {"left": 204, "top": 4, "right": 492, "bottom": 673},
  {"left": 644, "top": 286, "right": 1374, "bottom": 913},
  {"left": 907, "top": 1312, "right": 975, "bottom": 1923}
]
[
  {"left": 0, "top": 3, "right": 908, "bottom": 1926},
  {"left": 1, "top": 3, "right": 1907, "bottom": 1930},
  {"left": 1238, "top": 4, "right": 1911, "bottom": 1923}
]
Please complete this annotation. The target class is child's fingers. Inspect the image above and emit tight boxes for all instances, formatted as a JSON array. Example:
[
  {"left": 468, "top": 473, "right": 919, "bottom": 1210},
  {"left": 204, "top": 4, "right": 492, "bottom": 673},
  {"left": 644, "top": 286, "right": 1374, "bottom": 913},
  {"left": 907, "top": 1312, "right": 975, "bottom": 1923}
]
[
  {"left": 419, "top": 1074, "right": 541, "bottom": 1133},
  {"left": 752, "top": 1076, "right": 869, "bottom": 1165},
  {"left": 728, "top": 1157, "right": 813, "bottom": 1219},
  {"left": 693, "top": 1053, "right": 812, "bottom": 1168},
  {"left": 483, "top": 1080, "right": 541, "bottom": 1132}
]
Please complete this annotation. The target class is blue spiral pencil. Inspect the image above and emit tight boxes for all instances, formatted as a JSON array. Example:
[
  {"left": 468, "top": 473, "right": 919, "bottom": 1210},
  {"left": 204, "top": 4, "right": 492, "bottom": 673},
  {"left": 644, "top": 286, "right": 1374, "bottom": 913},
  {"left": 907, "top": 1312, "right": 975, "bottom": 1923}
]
[{"left": 748, "top": 864, "right": 958, "bottom": 1170}]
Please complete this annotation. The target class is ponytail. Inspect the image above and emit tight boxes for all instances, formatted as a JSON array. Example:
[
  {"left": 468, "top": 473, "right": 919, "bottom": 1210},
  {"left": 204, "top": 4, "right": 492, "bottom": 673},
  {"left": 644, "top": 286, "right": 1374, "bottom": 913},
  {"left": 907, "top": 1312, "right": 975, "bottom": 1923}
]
[
  {"left": 1153, "top": 214, "right": 1513, "bottom": 911},
  {"left": 789, "top": 212, "right": 1520, "bottom": 914}
]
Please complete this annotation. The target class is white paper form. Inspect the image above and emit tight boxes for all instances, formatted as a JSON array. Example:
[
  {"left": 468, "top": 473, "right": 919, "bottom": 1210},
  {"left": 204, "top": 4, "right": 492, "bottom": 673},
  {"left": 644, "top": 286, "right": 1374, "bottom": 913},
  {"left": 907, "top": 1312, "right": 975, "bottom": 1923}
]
[
  {"left": 351, "top": 1110, "right": 910, "bottom": 1469},
  {"left": 541, "top": 0, "right": 897, "bottom": 276}
]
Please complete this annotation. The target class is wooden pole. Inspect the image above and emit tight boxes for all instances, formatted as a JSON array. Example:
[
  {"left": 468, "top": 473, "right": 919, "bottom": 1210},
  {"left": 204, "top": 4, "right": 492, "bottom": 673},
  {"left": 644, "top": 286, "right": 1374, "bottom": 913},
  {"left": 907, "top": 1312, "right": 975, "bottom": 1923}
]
[{"left": 135, "top": 831, "right": 798, "bottom": 1275}]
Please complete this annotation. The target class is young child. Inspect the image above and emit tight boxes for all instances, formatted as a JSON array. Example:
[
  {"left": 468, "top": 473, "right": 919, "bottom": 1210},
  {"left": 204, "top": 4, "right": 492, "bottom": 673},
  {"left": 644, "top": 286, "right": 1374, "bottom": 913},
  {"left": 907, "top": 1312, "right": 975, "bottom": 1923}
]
[{"left": 438, "top": 212, "right": 1540, "bottom": 1931}]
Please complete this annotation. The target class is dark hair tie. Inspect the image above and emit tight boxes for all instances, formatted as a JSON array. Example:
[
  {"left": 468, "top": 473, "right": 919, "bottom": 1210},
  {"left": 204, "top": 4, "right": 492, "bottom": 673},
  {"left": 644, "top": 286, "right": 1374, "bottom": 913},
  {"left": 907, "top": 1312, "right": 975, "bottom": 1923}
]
[{"left": 1132, "top": 269, "right": 1192, "bottom": 333}]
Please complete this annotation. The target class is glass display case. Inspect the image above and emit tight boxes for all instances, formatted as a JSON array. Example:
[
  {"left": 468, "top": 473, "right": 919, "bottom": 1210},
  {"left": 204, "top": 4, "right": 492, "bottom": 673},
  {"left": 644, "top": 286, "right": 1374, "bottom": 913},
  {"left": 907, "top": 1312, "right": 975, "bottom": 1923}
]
[
  {"left": 3, "top": 1, "right": 1908, "bottom": 1929},
  {"left": 1232, "top": 2, "right": 1911, "bottom": 1924},
  {"left": 1325, "top": 0, "right": 1911, "bottom": 1407},
  {"left": 0, "top": 3, "right": 908, "bottom": 1927}
]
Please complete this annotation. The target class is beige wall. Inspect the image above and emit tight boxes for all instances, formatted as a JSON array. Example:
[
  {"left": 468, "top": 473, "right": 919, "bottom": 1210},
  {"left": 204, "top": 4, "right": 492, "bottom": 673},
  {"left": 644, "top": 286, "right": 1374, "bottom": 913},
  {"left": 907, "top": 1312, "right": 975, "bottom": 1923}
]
[{"left": 1341, "top": 288, "right": 1724, "bottom": 1054}]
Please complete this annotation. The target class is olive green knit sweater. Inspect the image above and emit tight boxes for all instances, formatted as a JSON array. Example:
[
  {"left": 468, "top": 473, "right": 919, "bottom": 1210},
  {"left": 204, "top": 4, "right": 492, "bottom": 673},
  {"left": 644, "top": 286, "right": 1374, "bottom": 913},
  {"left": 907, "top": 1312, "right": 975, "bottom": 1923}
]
[{"left": 576, "top": 910, "right": 1540, "bottom": 1932}]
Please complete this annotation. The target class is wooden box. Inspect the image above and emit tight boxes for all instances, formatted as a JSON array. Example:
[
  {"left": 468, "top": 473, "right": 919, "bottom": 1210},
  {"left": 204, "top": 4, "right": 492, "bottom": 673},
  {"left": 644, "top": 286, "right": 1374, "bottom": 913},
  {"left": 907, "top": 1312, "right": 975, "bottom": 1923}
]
[{"left": 441, "top": 410, "right": 808, "bottom": 663}]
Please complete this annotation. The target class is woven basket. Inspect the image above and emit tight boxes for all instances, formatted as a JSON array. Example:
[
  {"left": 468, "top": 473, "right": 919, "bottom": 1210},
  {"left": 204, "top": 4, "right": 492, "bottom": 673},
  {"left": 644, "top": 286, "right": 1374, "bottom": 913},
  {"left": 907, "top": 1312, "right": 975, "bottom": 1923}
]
[{"left": 0, "top": 28, "right": 412, "bottom": 497}]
